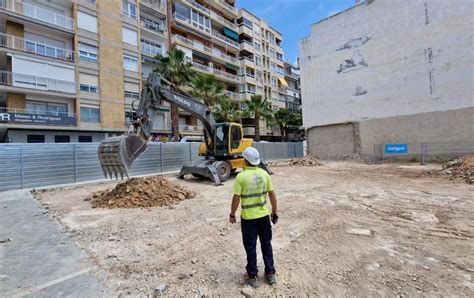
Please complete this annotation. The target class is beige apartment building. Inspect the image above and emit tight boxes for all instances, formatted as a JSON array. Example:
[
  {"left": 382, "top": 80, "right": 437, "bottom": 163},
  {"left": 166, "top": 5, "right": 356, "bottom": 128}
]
[
  {"left": 0, "top": 0, "right": 169, "bottom": 143},
  {"left": 0, "top": 0, "right": 288, "bottom": 143},
  {"left": 237, "top": 8, "right": 286, "bottom": 139}
]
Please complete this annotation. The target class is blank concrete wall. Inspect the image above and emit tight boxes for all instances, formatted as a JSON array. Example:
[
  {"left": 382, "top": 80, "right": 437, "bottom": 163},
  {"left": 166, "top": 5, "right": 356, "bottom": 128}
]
[{"left": 307, "top": 123, "right": 356, "bottom": 159}]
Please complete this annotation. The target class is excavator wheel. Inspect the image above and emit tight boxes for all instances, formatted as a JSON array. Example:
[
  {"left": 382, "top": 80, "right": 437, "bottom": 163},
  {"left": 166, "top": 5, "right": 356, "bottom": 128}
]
[{"left": 213, "top": 161, "right": 231, "bottom": 182}]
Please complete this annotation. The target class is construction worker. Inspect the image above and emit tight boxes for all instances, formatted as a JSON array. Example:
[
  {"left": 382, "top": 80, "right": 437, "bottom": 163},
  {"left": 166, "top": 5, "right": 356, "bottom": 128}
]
[{"left": 229, "top": 147, "right": 279, "bottom": 288}]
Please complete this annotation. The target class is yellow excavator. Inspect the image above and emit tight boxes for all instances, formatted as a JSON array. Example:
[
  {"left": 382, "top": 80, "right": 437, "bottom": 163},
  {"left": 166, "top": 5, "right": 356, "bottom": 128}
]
[{"left": 98, "top": 72, "right": 272, "bottom": 185}]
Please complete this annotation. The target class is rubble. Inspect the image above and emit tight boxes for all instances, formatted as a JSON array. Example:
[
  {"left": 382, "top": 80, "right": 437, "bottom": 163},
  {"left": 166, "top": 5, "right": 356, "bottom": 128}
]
[
  {"left": 269, "top": 156, "right": 324, "bottom": 167},
  {"left": 89, "top": 176, "right": 196, "bottom": 209},
  {"left": 430, "top": 153, "right": 474, "bottom": 184}
]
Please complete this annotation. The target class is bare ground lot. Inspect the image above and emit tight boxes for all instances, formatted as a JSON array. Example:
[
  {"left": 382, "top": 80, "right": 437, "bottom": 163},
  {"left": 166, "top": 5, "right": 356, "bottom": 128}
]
[{"left": 34, "top": 162, "right": 474, "bottom": 297}]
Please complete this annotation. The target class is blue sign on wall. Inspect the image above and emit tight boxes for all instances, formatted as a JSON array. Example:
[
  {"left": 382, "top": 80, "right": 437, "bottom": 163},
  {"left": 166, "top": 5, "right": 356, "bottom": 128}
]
[{"left": 384, "top": 144, "right": 409, "bottom": 154}]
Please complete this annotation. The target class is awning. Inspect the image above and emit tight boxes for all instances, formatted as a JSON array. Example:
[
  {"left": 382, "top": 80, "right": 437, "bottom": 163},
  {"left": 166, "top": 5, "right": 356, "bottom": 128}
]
[
  {"left": 225, "top": 63, "right": 239, "bottom": 70},
  {"left": 192, "top": 50, "right": 212, "bottom": 60},
  {"left": 278, "top": 77, "right": 288, "bottom": 87},
  {"left": 223, "top": 27, "right": 239, "bottom": 41}
]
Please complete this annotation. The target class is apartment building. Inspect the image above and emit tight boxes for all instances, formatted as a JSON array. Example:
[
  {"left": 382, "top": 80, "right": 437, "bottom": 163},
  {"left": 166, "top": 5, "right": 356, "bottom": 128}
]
[
  {"left": 168, "top": 0, "right": 240, "bottom": 139},
  {"left": 284, "top": 61, "right": 302, "bottom": 141},
  {"left": 0, "top": 0, "right": 170, "bottom": 143},
  {"left": 237, "top": 9, "right": 286, "bottom": 140}
]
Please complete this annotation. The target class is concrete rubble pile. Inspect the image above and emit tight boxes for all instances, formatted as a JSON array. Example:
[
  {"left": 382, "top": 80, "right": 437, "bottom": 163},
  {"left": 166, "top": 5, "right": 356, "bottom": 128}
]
[
  {"left": 270, "top": 156, "right": 324, "bottom": 167},
  {"left": 89, "top": 177, "right": 196, "bottom": 208},
  {"left": 432, "top": 153, "right": 474, "bottom": 184}
]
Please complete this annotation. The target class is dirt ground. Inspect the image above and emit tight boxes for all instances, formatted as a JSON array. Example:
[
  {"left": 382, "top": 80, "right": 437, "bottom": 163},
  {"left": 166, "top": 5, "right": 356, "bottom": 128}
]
[{"left": 34, "top": 161, "right": 474, "bottom": 297}]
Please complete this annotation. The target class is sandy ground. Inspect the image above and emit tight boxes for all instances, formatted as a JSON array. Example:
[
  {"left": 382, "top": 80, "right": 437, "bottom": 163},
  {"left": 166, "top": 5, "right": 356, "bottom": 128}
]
[{"left": 34, "top": 162, "right": 474, "bottom": 297}]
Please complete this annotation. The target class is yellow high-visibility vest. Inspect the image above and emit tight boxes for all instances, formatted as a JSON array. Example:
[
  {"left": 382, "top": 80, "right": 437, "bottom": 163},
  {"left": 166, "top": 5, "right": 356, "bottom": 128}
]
[{"left": 233, "top": 166, "right": 273, "bottom": 220}]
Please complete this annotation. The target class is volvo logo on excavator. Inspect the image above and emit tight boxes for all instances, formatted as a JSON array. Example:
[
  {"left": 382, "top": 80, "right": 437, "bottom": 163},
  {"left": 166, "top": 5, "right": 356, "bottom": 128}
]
[{"left": 173, "top": 95, "right": 191, "bottom": 107}]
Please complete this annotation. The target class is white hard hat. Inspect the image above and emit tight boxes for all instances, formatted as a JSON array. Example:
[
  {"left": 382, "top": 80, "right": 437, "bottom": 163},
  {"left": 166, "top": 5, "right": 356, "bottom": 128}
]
[{"left": 242, "top": 147, "right": 261, "bottom": 166}]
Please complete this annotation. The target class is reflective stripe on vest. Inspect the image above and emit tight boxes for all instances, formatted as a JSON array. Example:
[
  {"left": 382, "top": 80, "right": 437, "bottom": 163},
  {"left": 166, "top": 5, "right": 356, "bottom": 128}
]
[{"left": 238, "top": 167, "right": 270, "bottom": 220}]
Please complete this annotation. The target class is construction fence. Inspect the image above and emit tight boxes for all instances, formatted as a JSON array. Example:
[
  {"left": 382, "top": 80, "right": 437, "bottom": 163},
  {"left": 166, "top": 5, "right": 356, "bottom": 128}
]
[
  {"left": 379, "top": 142, "right": 474, "bottom": 163},
  {"left": 0, "top": 142, "right": 304, "bottom": 191}
]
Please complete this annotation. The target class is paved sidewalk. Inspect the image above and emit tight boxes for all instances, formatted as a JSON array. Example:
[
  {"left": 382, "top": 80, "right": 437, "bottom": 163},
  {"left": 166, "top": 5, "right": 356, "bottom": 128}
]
[{"left": 0, "top": 190, "right": 104, "bottom": 297}]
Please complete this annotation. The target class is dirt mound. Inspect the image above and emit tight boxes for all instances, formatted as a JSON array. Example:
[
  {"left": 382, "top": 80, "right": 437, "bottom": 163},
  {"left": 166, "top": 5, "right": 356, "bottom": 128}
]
[
  {"left": 89, "top": 176, "right": 196, "bottom": 209},
  {"left": 431, "top": 153, "right": 474, "bottom": 184},
  {"left": 269, "top": 156, "right": 324, "bottom": 167}
]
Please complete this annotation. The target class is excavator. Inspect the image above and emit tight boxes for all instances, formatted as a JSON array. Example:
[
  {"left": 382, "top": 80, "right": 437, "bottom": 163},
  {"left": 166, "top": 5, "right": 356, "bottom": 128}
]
[{"left": 97, "top": 72, "right": 271, "bottom": 185}]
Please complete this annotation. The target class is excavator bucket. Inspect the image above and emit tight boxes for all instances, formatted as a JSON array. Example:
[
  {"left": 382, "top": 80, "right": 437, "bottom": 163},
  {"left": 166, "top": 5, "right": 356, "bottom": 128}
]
[{"left": 98, "top": 134, "right": 148, "bottom": 179}]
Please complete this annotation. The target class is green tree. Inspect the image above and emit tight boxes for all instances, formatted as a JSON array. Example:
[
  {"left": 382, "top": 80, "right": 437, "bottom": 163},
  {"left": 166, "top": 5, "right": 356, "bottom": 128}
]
[
  {"left": 154, "top": 48, "right": 195, "bottom": 141},
  {"left": 190, "top": 74, "right": 225, "bottom": 108},
  {"left": 212, "top": 96, "right": 241, "bottom": 122},
  {"left": 244, "top": 95, "right": 274, "bottom": 142},
  {"left": 274, "top": 108, "right": 292, "bottom": 142}
]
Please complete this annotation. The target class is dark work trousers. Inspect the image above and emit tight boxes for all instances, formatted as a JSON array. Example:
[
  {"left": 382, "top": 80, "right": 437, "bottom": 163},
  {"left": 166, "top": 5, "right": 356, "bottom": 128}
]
[{"left": 241, "top": 215, "right": 275, "bottom": 277}]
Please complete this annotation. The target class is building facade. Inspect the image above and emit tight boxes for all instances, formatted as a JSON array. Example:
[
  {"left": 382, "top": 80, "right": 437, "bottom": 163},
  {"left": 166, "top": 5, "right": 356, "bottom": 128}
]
[
  {"left": 283, "top": 61, "right": 302, "bottom": 141},
  {"left": 299, "top": 0, "right": 474, "bottom": 160},
  {"left": 237, "top": 8, "right": 286, "bottom": 140},
  {"left": 0, "top": 0, "right": 288, "bottom": 143}
]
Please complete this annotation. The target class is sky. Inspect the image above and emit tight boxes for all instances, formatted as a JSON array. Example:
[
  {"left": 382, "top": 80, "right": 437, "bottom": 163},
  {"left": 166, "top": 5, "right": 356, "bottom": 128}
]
[{"left": 237, "top": 0, "right": 356, "bottom": 65}]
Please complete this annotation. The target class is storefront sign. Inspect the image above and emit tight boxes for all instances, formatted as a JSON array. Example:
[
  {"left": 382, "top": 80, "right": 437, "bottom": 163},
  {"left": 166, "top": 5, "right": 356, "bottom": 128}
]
[
  {"left": 384, "top": 144, "right": 409, "bottom": 154},
  {"left": 0, "top": 112, "right": 76, "bottom": 126}
]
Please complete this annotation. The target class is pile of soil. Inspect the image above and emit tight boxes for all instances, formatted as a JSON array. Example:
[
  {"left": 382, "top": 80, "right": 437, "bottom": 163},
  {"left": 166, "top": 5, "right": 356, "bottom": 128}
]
[
  {"left": 89, "top": 177, "right": 196, "bottom": 209},
  {"left": 270, "top": 156, "right": 324, "bottom": 167},
  {"left": 431, "top": 153, "right": 474, "bottom": 184}
]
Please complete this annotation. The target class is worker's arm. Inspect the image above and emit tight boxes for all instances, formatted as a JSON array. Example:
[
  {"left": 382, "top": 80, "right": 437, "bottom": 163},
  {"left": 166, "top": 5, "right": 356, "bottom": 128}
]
[
  {"left": 229, "top": 195, "right": 240, "bottom": 224},
  {"left": 268, "top": 191, "right": 278, "bottom": 214}
]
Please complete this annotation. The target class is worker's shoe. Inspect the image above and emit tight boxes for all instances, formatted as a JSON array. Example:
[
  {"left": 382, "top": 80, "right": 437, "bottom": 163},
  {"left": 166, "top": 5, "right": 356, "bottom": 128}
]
[
  {"left": 244, "top": 275, "right": 259, "bottom": 288},
  {"left": 265, "top": 273, "right": 277, "bottom": 285}
]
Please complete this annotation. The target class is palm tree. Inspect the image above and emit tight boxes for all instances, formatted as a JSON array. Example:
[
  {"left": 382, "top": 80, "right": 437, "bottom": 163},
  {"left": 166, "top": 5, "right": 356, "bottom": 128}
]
[
  {"left": 244, "top": 95, "right": 274, "bottom": 141},
  {"left": 212, "top": 96, "right": 241, "bottom": 122},
  {"left": 274, "top": 108, "right": 292, "bottom": 142},
  {"left": 190, "top": 74, "right": 225, "bottom": 108},
  {"left": 154, "top": 48, "right": 195, "bottom": 141}
]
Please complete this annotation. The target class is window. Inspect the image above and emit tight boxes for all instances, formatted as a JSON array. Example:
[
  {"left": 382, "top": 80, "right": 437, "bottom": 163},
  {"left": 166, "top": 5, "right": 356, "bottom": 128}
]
[
  {"left": 269, "top": 49, "right": 275, "bottom": 59},
  {"left": 239, "top": 17, "right": 253, "bottom": 29},
  {"left": 122, "top": 0, "right": 137, "bottom": 19},
  {"left": 77, "top": 12, "right": 97, "bottom": 33},
  {"left": 256, "top": 71, "right": 263, "bottom": 83},
  {"left": 276, "top": 52, "right": 283, "bottom": 61},
  {"left": 26, "top": 101, "right": 67, "bottom": 116},
  {"left": 253, "top": 23, "right": 261, "bottom": 34},
  {"left": 79, "top": 43, "right": 98, "bottom": 63},
  {"left": 123, "top": 55, "right": 138, "bottom": 72},
  {"left": 27, "top": 135, "right": 45, "bottom": 143},
  {"left": 80, "top": 107, "right": 100, "bottom": 123},
  {"left": 271, "top": 63, "right": 277, "bottom": 73},
  {"left": 254, "top": 42, "right": 261, "bottom": 51},
  {"left": 277, "top": 66, "right": 284, "bottom": 75},
  {"left": 271, "top": 77, "right": 277, "bottom": 88},
  {"left": 54, "top": 135, "right": 70, "bottom": 143},
  {"left": 124, "top": 91, "right": 139, "bottom": 98},
  {"left": 255, "top": 56, "right": 262, "bottom": 67},
  {"left": 78, "top": 136, "right": 93, "bottom": 142},
  {"left": 141, "top": 39, "right": 162, "bottom": 56},
  {"left": 230, "top": 125, "right": 241, "bottom": 149},
  {"left": 122, "top": 27, "right": 138, "bottom": 46},
  {"left": 79, "top": 73, "right": 99, "bottom": 93}
]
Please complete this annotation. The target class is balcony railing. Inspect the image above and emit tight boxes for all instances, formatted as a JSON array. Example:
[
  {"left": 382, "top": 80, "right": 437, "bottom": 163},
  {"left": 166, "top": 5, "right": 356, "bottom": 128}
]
[
  {"left": 174, "top": 13, "right": 211, "bottom": 35},
  {"left": 141, "top": 41, "right": 163, "bottom": 56},
  {"left": 210, "top": 10, "right": 237, "bottom": 31},
  {"left": 141, "top": 0, "right": 166, "bottom": 13},
  {"left": 0, "top": 70, "right": 76, "bottom": 94},
  {"left": 225, "top": 90, "right": 240, "bottom": 100},
  {"left": 173, "top": 35, "right": 237, "bottom": 65},
  {"left": 211, "top": 30, "right": 238, "bottom": 48},
  {"left": 211, "top": 48, "right": 238, "bottom": 64},
  {"left": 216, "top": 0, "right": 237, "bottom": 14},
  {"left": 179, "top": 125, "right": 203, "bottom": 132},
  {"left": 181, "top": 0, "right": 210, "bottom": 15},
  {"left": 140, "top": 17, "right": 166, "bottom": 34},
  {"left": 192, "top": 62, "right": 240, "bottom": 82},
  {"left": 239, "top": 56, "right": 254, "bottom": 63},
  {"left": 0, "top": 33, "right": 74, "bottom": 62},
  {"left": 0, "top": 0, "right": 74, "bottom": 31},
  {"left": 0, "top": 107, "right": 76, "bottom": 118}
]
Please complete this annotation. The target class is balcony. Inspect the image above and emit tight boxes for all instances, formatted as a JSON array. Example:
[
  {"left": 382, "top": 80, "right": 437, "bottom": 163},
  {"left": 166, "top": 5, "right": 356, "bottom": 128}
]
[
  {"left": 0, "top": 0, "right": 74, "bottom": 31},
  {"left": 210, "top": 10, "right": 237, "bottom": 31},
  {"left": 0, "top": 33, "right": 74, "bottom": 62},
  {"left": 239, "top": 40, "right": 253, "bottom": 52},
  {"left": 0, "top": 70, "right": 76, "bottom": 94},
  {"left": 181, "top": 0, "right": 210, "bottom": 16},
  {"left": 141, "top": 41, "right": 163, "bottom": 57},
  {"left": 141, "top": 0, "right": 166, "bottom": 14},
  {"left": 172, "top": 35, "right": 238, "bottom": 66},
  {"left": 215, "top": 0, "right": 237, "bottom": 15},
  {"left": 191, "top": 62, "right": 240, "bottom": 83},
  {"left": 179, "top": 124, "right": 203, "bottom": 132},
  {"left": 0, "top": 107, "right": 76, "bottom": 126},
  {"left": 225, "top": 90, "right": 240, "bottom": 100},
  {"left": 173, "top": 13, "right": 211, "bottom": 35},
  {"left": 211, "top": 30, "right": 238, "bottom": 50},
  {"left": 239, "top": 56, "right": 255, "bottom": 68},
  {"left": 211, "top": 48, "right": 238, "bottom": 65},
  {"left": 140, "top": 17, "right": 167, "bottom": 36}
]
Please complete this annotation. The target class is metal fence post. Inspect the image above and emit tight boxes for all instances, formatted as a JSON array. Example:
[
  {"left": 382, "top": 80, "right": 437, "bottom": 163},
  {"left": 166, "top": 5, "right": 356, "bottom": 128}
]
[
  {"left": 20, "top": 144, "right": 24, "bottom": 189},
  {"left": 73, "top": 143, "right": 77, "bottom": 183},
  {"left": 421, "top": 143, "right": 427, "bottom": 165},
  {"left": 261, "top": 143, "right": 266, "bottom": 161},
  {"left": 293, "top": 143, "right": 297, "bottom": 158},
  {"left": 189, "top": 142, "right": 192, "bottom": 163},
  {"left": 160, "top": 143, "right": 163, "bottom": 173}
]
